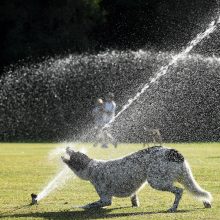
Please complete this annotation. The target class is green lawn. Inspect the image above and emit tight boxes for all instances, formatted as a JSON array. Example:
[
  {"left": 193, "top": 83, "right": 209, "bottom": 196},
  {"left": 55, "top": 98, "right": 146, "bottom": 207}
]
[{"left": 0, "top": 143, "right": 219, "bottom": 220}]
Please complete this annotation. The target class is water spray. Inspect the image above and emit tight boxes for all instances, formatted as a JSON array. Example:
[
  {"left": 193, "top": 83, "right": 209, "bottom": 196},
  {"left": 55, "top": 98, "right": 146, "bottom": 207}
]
[
  {"left": 29, "top": 167, "right": 72, "bottom": 205},
  {"left": 103, "top": 14, "right": 220, "bottom": 130},
  {"left": 28, "top": 11, "right": 220, "bottom": 206},
  {"left": 29, "top": 146, "right": 87, "bottom": 205},
  {"left": 35, "top": 166, "right": 72, "bottom": 203}
]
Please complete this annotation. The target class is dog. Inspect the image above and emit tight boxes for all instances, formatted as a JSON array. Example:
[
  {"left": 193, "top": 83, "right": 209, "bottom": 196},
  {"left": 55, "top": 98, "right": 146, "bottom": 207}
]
[{"left": 61, "top": 146, "right": 212, "bottom": 212}]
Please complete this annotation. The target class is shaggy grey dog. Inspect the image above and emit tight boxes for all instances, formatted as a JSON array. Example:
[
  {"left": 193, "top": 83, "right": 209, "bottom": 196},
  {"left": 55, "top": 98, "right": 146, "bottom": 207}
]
[{"left": 61, "top": 146, "right": 212, "bottom": 212}]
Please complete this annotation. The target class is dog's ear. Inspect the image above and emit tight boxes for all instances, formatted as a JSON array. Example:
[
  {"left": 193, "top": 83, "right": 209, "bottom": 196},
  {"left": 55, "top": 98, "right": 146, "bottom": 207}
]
[
  {"left": 74, "top": 161, "right": 85, "bottom": 171},
  {"left": 74, "top": 154, "right": 91, "bottom": 171}
]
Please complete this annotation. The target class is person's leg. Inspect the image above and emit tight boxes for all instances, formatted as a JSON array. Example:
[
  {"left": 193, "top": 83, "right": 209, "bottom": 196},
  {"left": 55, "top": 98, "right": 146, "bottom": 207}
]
[{"left": 105, "top": 128, "right": 118, "bottom": 148}]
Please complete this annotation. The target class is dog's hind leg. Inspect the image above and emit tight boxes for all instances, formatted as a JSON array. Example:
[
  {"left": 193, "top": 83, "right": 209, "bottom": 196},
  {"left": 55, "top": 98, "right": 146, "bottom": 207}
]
[
  {"left": 165, "top": 186, "right": 183, "bottom": 212},
  {"left": 148, "top": 179, "right": 183, "bottom": 212},
  {"left": 131, "top": 194, "right": 139, "bottom": 207}
]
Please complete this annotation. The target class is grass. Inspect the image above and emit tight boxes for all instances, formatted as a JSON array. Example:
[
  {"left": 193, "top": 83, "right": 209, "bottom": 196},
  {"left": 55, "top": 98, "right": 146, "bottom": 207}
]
[{"left": 0, "top": 142, "right": 219, "bottom": 220}]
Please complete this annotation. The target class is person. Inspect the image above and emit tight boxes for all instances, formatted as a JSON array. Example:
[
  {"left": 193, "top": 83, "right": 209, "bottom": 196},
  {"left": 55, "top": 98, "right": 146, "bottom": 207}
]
[
  {"left": 103, "top": 93, "right": 116, "bottom": 125},
  {"left": 92, "top": 98, "right": 105, "bottom": 147},
  {"left": 102, "top": 93, "right": 117, "bottom": 148}
]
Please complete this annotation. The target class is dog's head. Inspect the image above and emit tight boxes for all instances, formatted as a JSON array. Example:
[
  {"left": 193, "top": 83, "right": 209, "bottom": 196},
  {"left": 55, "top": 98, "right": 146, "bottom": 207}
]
[{"left": 61, "top": 147, "right": 91, "bottom": 172}]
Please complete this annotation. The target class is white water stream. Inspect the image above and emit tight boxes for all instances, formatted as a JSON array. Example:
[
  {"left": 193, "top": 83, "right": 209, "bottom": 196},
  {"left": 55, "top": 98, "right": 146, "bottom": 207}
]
[{"left": 35, "top": 16, "right": 220, "bottom": 203}]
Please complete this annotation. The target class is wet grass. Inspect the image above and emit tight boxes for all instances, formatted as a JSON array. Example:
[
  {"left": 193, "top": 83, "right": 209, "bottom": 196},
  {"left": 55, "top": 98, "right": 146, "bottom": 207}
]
[{"left": 0, "top": 142, "right": 219, "bottom": 220}]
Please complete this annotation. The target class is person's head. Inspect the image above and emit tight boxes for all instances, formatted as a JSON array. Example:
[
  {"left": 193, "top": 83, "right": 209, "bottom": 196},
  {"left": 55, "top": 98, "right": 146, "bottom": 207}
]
[{"left": 96, "top": 98, "right": 103, "bottom": 106}]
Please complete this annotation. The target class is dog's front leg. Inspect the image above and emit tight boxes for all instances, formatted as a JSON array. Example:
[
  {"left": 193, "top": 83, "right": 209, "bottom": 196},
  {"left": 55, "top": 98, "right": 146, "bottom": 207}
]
[{"left": 82, "top": 195, "right": 112, "bottom": 209}]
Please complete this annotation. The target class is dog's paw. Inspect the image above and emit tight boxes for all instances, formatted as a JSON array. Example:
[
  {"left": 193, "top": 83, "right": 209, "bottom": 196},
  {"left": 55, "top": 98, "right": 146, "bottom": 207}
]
[
  {"left": 82, "top": 204, "right": 101, "bottom": 209},
  {"left": 81, "top": 204, "right": 92, "bottom": 209},
  {"left": 81, "top": 201, "right": 107, "bottom": 209},
  {"left": 203, "top": 202, "right": 211, "bottom": 208},
  {"left": 167, "top": 207, "right": 177, "bottom": 213}
]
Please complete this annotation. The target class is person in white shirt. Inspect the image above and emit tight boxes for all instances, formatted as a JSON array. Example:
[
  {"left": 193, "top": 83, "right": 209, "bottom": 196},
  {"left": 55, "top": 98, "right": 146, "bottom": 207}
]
[
  {"left": 92, "top": 98, "right": 105, "bottom": 147},
  {"left": 102, "top": 93, "right": 117, "bottom": 148},
  {"left": 92, "top": 98, "right": 104, "bottom": 127},
  {"left": 103, "top": 93, "right": 116, "bottom": 124}
]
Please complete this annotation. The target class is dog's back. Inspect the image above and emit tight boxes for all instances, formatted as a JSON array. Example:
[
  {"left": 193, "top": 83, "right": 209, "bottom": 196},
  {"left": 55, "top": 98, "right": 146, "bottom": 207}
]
[{"left": 88, "top": 146, "right": 183, "bottom": 197}]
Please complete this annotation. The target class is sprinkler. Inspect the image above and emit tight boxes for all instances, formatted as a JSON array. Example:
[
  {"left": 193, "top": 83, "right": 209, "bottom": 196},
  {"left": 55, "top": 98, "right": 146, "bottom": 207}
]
[{"left": 31, "top": 193, "right": 38, "bottom": 205}]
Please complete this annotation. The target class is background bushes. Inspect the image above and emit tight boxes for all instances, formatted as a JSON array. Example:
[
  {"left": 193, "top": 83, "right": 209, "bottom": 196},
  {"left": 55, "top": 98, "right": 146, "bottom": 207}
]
[
  {"left": 1, "top": 51, "right": 219, "bottom": 142},
  {"left": 0, "top": 0, "right": 219, "bottom": 71}
]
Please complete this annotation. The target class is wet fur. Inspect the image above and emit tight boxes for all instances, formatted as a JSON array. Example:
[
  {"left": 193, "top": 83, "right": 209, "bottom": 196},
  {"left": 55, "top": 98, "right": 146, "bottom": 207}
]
[{"left": 62, "top": 146, "right": 212, "bottom": 211}]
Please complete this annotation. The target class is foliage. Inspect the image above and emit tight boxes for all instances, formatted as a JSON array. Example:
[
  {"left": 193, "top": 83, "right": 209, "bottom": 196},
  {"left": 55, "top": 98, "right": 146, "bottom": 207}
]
[
  {"left": 1, "top": 51, "right": 219, "bottom": 142},
  {"left": 0, "top": 0, "right": 219, "bottom": 70},
  {"left": 0, "top": 0, "right": 104, "bottom": 68},
  {"left": 100, "top": 0, "right": 218, "bottom": 50}
]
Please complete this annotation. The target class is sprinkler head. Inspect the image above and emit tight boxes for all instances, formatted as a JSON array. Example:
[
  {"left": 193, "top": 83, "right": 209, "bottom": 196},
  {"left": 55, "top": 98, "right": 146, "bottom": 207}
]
[{"left": 31, "top": 193, "right": 38, "bottom": 205}]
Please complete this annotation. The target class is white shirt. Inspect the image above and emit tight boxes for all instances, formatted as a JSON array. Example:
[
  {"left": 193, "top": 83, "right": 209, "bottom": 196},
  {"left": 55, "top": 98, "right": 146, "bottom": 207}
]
[
  {"left": 92, "top": 106, "right": 104, "bottom": 126},
  {"left": 103, "top": 101, "right": 116, "bottom": 124}
]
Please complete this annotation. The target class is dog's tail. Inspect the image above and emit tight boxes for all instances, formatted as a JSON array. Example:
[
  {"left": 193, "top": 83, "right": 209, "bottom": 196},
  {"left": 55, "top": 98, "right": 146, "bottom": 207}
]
[{"left": 181, "top": 160, "right": 212, "bottom": 204}]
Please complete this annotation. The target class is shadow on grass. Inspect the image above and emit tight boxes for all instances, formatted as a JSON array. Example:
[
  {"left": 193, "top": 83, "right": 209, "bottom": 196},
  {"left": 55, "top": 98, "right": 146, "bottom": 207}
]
[
  {"left": 0, "top": 206, "right": 203, "bottom": 220},
  {"left": 0, "top": 204, "right": 32, "bottom": 215}
]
